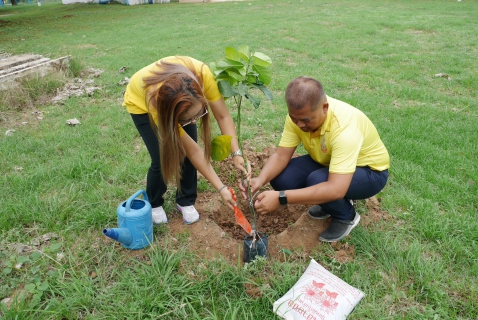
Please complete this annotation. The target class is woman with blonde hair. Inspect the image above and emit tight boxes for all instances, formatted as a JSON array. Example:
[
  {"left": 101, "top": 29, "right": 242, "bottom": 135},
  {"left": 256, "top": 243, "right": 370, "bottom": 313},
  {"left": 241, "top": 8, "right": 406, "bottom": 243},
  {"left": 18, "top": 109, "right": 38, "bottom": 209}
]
[{"left": 123, "top": 56, "right": 248, "bottom": 225}]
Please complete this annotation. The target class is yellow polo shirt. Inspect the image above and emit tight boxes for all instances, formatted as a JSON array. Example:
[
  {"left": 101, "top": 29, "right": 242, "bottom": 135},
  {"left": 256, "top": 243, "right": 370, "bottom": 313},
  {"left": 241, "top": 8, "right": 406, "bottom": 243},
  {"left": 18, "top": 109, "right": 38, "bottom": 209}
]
[
  {"left": 279, "top": 96, "right": 390, "bottom": 173},
  {"left": 122, "top": 56, "right": 222, "bottom": 136}
]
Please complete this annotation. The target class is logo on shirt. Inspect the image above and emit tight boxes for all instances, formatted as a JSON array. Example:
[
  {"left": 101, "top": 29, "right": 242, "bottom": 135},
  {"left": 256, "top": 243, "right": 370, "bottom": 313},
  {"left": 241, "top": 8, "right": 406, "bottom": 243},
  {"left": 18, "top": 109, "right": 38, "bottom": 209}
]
[{"left": 321, "top": 136, "right": 327, "bottom": 153}]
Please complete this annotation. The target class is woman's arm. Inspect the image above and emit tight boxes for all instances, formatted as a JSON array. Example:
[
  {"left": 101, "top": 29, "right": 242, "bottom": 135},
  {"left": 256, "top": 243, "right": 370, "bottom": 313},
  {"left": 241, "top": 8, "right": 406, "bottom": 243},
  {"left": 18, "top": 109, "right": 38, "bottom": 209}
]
[
  {"left": 209, "top": 97, "right": 239, "bottom": 151},
  {"left": 209, "top": 97, "right": 251, "bottom": 177}
]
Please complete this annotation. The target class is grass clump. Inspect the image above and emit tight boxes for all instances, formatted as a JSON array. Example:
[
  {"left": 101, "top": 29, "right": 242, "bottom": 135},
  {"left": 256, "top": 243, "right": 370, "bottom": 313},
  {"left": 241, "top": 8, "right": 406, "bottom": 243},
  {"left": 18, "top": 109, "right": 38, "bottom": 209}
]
[
  {"left": 65, "top": 57, "right": 84, "bottom": 78},
  {"left": 0, "top": 73, "right": 65, "bottom": 112},
  {"left": 0, "top": 56, "right": 84, "bottom": 113}
]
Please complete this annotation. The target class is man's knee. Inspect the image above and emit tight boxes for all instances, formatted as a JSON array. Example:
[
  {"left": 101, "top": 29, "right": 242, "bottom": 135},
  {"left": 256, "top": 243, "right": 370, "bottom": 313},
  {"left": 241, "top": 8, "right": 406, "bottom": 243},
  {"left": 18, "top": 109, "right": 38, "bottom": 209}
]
[
  {"left": 269, "top": 176, "right": 282, "bottom": 191},
  {"left": 305, "top": 169, "right": 329, "bottom": 187}
]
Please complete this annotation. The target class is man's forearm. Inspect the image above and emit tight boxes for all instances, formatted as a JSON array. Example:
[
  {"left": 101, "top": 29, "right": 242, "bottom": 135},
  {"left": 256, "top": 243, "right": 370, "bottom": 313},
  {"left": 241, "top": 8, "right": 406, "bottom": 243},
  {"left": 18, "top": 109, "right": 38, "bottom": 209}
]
[
  {"left": 285, "top": 183, "right": 340, "bottom": 205},
  {"left": 285, "top": 172, "right": 353, "bottom": 205},
  {"left": 257, "top": 152, "right": 289, "bottom": 187}
]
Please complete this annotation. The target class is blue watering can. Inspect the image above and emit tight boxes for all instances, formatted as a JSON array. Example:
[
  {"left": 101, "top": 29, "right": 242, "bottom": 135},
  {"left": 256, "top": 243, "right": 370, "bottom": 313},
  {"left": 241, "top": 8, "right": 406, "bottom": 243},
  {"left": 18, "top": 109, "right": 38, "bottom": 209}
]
[{"left": 103, "top": 190, "right": 153, "bottom": 250}]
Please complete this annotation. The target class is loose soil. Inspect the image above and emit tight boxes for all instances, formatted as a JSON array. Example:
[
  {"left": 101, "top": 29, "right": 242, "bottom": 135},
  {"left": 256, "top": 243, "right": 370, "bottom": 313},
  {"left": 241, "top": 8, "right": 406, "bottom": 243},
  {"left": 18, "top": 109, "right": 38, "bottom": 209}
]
[{"left": 162, "top": 146, "right": 391, "bottom": 265}]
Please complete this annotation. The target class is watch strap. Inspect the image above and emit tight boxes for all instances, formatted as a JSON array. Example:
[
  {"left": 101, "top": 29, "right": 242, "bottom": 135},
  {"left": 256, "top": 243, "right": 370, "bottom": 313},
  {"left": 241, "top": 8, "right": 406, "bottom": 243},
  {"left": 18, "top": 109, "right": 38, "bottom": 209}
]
[{"left": 279, "top": 190, "right": 287, "bottom": 205}]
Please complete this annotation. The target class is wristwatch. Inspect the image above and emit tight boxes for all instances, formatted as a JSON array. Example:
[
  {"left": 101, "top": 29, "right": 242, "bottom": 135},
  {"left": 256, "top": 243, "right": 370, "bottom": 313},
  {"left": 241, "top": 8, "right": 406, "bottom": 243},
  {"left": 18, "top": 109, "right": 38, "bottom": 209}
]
[
  {"left": 279, "top": 190, "right": 287, "bottom": 205},
  {"left": 231, "top": 149, "right": 243, "bottom": 157}
]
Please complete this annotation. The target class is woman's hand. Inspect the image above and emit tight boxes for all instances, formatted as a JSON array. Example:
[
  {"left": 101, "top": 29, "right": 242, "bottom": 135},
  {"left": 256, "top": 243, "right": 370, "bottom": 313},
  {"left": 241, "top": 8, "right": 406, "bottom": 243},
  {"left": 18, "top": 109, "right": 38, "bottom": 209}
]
[
  {"left": 233, "top": 155, "right": 252, "bottom": 180},
  {"left": 219, "top": 186, "right": 236, "bottom": 210},
  {"left": 239, "top": 177, "right": 263, "bottom": 200}
]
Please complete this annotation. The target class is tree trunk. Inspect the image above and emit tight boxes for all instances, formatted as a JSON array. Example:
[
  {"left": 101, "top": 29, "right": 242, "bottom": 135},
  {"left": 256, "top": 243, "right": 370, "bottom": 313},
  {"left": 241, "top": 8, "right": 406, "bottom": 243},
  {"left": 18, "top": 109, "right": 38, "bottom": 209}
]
[{"left": 11, "top": 0, "right": 18, "bottom": 5}]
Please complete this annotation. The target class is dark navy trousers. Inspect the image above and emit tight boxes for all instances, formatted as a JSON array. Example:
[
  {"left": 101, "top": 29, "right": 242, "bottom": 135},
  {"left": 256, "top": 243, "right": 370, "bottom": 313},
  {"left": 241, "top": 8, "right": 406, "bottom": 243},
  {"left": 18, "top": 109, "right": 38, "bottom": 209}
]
[
  {"left": 270, "top": 155, "right": 388, "bottom": 220},
  {"left": 131, "top": 113, "right": 197, "bottom": 208}
]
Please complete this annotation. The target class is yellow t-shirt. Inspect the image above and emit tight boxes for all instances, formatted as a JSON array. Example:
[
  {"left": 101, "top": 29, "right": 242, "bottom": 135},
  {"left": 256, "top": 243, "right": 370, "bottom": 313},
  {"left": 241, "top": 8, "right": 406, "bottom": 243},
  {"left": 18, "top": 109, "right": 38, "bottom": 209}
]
[
  {"left": 279, "top": 96, "right": 390, "bottom": 173},
  {"left": 122, "top": 56, "right": 222, "bottom": 136}
]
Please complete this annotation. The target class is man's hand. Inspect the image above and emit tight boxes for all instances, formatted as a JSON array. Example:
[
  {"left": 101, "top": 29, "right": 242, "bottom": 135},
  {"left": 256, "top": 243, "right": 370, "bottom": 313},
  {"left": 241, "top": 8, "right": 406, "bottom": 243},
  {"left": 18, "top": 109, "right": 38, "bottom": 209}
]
[
  {"left": 254, "top": 190, "right": 280, "bottom": 214},
  {"left": 239, "top": 177, "right": 263, "bottom": 200}
]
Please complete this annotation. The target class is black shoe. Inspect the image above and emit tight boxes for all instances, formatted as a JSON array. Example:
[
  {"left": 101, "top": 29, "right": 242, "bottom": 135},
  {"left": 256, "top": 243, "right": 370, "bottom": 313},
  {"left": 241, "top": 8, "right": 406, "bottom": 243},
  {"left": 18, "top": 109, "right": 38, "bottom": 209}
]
[
  {"left": 318, "top": 212, "right": 361, "bottom": 242},
  {"left": 307, "top": 205, "right": 331, "bottom": 220}
]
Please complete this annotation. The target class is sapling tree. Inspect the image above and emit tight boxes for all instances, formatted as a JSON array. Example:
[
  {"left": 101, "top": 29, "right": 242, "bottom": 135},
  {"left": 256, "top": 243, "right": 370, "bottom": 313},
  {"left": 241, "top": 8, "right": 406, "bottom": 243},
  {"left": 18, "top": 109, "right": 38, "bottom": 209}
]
[{"left": 209, "top": 46, "right": 273, "bottom": 233}]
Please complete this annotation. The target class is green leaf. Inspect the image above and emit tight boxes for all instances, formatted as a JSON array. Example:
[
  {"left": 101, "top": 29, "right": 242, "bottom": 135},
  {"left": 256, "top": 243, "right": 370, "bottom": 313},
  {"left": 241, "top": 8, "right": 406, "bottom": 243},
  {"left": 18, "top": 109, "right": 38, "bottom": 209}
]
[
  {"left": 17, "top": 256, "right": 30, "bottom": 264},
  {"left": 237, "top": 45, "right": 250, "bottom": 62},
  {"left": 217, "top": 80, "right": 238, "bottom": 98},
  {"left": 252, "top": 65, "right": 272, "bottom": 85},
  {"left": 246, "top": 75, "right": 256, "bottom": 83},
  {"left": 251, "top": 83, "right": 274, "bottom": 100},
  {"left": 215, "top": 71, "right": 235, "bottom": 83},
  {"left": 32, "top": 293, "right": 42, "bottom": 305},
  {"left": 225, "top": 47, "right": 241, "bottom": 61},
  {"left": 226, "top": 70, "right": 244, "bottom": 82},
  {"left": 2, "top": 267, "right": 12, "bottom": 275},
  {"left": 211, "top": 135, "right": 232, "bottom": 161},
  {"left": 30, "top": 251, "right": 42, "bottom": 261},
  {"left": 237, "top": 83, "right": 248, "bottom": 97},
  {"left": 37, "top": 281, "right": 49, "bottom": 291},
  {"left": 245, "top": 93, "right": 261, "bottom": 109},
  {"left": 216, "top": 58, "right": 245, "bottom": 70},
  {"left": 48, "top": 243, "right": 62, "bottom": 253},
  {"left": 252, "top": 52, "right": 272, "bottom": 67},
  {"left": 25, "top": 283, "right": 36, "bottom": 292},
  {"left": 31, "top": 266, "right": 40, "bottom": 274},
  {"left": 280, "top": 248, "right": 293, "bottom": 255}
]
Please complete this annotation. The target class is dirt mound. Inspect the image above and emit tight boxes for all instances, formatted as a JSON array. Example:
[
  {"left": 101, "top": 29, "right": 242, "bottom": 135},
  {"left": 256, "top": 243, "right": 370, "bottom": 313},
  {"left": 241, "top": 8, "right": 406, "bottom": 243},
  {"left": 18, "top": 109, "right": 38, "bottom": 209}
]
[{"left": 162, "top": 145, "right": 391, "bottom": 265}]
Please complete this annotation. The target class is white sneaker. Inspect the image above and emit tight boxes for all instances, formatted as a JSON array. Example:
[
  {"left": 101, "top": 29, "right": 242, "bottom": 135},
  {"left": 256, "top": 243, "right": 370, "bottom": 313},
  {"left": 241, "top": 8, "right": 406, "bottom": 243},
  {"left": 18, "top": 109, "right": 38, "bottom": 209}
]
[
  {"left": 176, "top": 204, "right": 199, "bottom": 225},
  {"left": 152, "top": 207, "right": 168, "bottom": 225}
]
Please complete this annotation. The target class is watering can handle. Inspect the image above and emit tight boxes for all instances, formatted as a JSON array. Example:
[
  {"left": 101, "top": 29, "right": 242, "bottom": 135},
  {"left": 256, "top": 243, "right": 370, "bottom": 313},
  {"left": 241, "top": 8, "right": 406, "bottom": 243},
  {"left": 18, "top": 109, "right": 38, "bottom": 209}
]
[{"left": 124, "top": 190, "right": 149, "bottom": 212}]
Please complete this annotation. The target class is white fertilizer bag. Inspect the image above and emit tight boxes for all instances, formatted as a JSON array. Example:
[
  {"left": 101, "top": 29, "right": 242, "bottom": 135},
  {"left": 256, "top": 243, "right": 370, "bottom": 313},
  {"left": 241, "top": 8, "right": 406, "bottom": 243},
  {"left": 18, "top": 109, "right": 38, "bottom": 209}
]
[{"left": 273, "top": 259, "right": 365, "bottom": 320}]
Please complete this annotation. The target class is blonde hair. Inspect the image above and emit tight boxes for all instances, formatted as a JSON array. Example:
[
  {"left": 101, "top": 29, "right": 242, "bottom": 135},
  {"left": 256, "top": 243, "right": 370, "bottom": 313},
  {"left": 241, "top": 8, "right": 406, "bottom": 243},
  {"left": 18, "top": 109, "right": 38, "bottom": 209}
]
[{"left": 143, "top": 57, "right": 212, "bottom": 188}]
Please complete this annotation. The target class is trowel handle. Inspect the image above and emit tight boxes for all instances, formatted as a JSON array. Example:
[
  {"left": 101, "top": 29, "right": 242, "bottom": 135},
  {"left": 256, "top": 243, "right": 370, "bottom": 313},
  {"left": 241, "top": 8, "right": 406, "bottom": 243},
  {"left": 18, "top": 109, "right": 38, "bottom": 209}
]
[{"left": 125, "top": 190, "right": 149, "bottom": 212}]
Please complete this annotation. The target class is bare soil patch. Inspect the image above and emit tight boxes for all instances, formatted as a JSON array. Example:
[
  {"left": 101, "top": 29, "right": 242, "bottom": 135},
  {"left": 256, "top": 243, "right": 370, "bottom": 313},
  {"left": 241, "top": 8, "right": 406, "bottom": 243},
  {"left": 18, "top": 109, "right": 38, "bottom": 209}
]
[{"left": 160, "top": 146, "right": 391, "bottom": 265}]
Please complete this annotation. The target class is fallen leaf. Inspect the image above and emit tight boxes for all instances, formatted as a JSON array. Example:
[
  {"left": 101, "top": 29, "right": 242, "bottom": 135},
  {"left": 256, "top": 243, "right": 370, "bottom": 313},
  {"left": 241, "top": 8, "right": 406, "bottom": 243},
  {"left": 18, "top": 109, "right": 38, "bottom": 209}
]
[
  {"left": 66, "top": 118, "right": 81, "bottom": 126},
  {"left": 5, "top": 129, "right": 15, "bottom": 136},
  {"left": 15, "top": 244, "right": 33, "bottom": 253},
  {"left": 40, "top": 232, "right": 58, "bottom": 242},
  {"left": 433, "top": 73, "right": 451, "bottom": 80},
  {"left": 118, "top": 77, "right": 130, "bottom": 85},
  {"left": 87, "top": 68, "right": 104, "bottom": 78}
]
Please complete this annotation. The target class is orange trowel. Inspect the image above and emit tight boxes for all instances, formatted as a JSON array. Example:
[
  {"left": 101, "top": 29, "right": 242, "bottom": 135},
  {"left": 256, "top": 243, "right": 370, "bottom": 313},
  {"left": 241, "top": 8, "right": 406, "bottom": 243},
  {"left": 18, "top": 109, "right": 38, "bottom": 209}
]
[{"left": 229, "top": 188, "right": 253, "bottom": 236}]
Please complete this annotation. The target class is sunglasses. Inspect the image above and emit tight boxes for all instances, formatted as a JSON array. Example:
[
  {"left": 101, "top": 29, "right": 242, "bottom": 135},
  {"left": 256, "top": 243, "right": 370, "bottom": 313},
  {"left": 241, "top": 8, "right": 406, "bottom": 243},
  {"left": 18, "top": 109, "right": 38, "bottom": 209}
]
[{"left": 179, "top": 106, "right": 208, "bottom": 128}]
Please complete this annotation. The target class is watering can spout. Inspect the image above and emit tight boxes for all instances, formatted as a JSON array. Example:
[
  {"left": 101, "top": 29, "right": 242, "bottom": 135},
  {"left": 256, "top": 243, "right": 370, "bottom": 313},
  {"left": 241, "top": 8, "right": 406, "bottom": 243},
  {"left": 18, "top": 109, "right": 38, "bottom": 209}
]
[{"left": 103, "top": 228, "right": 133, "bottom": 246}]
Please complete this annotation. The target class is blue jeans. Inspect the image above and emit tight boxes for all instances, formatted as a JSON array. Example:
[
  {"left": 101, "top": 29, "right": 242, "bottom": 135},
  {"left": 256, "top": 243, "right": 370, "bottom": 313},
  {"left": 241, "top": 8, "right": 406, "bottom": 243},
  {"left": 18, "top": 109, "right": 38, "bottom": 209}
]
[{"left": 270, "top": 155, "right": 388, "bottom": 220}]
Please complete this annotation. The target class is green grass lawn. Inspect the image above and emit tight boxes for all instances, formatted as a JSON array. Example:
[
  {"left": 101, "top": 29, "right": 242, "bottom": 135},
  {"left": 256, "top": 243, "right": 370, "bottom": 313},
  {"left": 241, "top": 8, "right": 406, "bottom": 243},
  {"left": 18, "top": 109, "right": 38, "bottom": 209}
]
[{"left": 1, "top": 0, "right": 477, "bottom": 318}]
